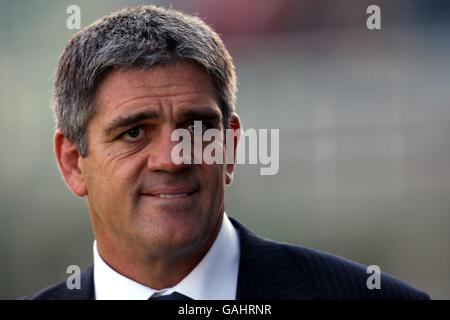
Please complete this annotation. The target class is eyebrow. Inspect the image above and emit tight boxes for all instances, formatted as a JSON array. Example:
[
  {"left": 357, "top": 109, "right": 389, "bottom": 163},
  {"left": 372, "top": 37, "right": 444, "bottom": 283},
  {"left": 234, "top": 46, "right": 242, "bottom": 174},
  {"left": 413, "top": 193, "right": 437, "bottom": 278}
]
[
  {"left": 104, "top": 110, "right": 159, "bottom": 136},
  {"left": 179, "top": 109, "right": 222, "bottom": 123},
  {"left": 103, "top": 107, "right": 222, "bottom": 137}
]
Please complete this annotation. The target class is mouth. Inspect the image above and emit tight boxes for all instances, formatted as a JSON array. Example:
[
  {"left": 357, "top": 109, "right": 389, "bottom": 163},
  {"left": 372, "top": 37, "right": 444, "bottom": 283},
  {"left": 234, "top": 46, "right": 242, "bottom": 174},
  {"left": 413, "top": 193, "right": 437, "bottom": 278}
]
[
  {"left": 147, "top": 192, "right": 195, "bottom": 199},
  {"left": 141, "top": 187, "right": 198, "bottom": 200}
]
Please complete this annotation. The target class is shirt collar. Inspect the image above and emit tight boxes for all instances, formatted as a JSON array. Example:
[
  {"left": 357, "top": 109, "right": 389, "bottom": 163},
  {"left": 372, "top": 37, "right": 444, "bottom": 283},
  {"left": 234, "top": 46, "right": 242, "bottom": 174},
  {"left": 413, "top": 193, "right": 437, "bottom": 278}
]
[{"left": 93, "top": 212, "right": 240, "bottom": 300}]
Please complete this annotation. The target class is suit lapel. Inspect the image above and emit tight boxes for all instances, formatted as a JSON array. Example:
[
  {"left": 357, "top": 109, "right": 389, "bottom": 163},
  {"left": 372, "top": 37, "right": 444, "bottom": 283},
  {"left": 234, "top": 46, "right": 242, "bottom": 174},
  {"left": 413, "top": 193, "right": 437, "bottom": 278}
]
[
  {"left": 229, "top": 217, "right": 320, "bottom": 300},
  {"left": 78, "top": 264, "right": 95, "bottom": 299}
]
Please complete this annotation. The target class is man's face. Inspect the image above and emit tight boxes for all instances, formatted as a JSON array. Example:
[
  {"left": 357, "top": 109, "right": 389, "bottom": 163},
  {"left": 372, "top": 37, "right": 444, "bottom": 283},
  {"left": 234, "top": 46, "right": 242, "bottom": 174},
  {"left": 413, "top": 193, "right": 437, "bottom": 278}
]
[{"left": 79, "top": 62, "right": 235, "bottom": 256}]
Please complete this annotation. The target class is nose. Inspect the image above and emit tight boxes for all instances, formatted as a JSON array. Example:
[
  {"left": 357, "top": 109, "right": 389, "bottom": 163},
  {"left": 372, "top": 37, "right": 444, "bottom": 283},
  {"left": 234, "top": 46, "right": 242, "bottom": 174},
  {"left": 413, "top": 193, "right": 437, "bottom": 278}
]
[{"left": 146, "top": 126, "right": 190, "bottom": 173}]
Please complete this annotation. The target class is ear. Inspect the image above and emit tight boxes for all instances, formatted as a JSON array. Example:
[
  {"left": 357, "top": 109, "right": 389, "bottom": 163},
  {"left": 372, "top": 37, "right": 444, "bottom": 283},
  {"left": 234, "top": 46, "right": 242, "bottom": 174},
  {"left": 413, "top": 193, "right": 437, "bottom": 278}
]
[
  {"left": 54, "top": 130, "right": 88, "bottom": 197},
  {"left": 225, "top": 113, "right": 241, "bottom": 185}
]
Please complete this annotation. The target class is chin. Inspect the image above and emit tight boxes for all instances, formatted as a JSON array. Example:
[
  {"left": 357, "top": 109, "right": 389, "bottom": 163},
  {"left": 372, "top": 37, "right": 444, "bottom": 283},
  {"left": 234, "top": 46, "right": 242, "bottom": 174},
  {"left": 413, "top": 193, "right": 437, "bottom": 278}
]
[{"left": 139, "top": 222, "right": 205, "bottom": 251}]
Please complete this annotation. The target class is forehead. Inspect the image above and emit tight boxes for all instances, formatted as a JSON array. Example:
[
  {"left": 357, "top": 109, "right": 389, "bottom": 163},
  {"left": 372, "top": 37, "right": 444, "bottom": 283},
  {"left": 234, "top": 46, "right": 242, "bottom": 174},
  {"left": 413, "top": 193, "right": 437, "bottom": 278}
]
[{"left": 94, "top": 61, "right": 219, "bottom": 119}]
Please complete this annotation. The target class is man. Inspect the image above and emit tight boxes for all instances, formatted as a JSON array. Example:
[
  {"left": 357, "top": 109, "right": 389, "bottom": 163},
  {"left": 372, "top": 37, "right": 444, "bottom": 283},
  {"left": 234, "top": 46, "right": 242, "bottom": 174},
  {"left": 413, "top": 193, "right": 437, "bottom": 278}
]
[{"left": 24, "top": 5, "right": 429, "bottom": 300}]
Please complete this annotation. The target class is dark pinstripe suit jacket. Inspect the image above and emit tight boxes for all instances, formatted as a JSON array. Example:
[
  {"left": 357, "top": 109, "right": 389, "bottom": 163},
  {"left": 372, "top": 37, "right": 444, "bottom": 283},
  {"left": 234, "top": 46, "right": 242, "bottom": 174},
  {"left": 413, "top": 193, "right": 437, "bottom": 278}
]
[{"left": 22, "top": 217, "right": 430, "bottom": 300}]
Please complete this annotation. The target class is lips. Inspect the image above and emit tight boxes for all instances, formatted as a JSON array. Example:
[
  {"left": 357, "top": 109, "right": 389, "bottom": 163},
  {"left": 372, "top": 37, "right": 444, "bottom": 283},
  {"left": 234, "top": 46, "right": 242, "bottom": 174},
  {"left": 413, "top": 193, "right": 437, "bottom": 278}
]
[
  {"left": 152, "top": 193, "right": 191, "bottom": 198},
  {"left": 142, "top": 187, "right": 198, "bottom": 199}
]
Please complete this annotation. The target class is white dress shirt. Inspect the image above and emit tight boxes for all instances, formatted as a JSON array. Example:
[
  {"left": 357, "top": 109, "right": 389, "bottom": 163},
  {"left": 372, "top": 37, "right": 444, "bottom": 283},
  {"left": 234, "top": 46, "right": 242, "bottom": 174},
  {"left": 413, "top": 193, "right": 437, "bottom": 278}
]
[{"left": 93, "top": 212, "right": 240, "bottom": 300}]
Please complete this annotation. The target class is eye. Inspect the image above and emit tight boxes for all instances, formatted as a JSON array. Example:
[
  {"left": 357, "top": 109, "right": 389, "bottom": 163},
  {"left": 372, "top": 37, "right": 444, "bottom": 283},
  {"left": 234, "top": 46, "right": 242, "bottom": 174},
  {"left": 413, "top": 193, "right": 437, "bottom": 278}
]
[{"left": 122, "top": 127, "right": 144, "bottom": 141}]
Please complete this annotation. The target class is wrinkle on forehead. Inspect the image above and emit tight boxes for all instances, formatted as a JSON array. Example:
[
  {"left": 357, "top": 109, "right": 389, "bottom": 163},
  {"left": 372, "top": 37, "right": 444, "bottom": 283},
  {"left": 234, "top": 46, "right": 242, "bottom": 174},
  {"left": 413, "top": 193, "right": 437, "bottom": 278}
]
[
  {"left": 102, "top": 91, "right": 210, "bottom": 113},
  {"left": 95, "top": 62, "right": 217, "bottom": 115}
]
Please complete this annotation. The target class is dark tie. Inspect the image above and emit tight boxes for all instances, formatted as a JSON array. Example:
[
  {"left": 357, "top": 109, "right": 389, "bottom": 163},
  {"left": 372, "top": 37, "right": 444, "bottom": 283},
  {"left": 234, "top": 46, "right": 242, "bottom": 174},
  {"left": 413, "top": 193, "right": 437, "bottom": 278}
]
[{"left": 149, "top": 292, "right": 192, "bottom": 300}]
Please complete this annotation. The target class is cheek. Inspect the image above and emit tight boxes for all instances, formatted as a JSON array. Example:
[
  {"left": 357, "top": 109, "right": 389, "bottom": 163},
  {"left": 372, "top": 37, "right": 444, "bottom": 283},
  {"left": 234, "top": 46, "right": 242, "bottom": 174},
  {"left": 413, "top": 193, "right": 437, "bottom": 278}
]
[
  {"left": 202, "top": 163, "right": 225, "bottom": 182},
  {"left": 85, "top": 153, "right": 143, "bottom": 204},
  {"left": 200, "top": 164, "right": 226, "bottom": 201}
]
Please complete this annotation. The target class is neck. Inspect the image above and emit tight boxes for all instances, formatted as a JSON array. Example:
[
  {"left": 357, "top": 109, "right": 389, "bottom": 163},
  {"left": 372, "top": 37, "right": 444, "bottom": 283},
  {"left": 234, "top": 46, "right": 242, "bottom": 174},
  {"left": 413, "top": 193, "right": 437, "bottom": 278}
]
[{"left": 93, "top": 216, "right": 222, "bottom": 289}]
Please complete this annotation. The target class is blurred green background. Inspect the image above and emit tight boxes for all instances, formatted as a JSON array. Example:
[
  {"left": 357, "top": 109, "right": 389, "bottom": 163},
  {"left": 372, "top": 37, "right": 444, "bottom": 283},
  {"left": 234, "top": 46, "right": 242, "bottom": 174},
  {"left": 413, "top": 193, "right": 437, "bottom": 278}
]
[{"left": 1, "top": 0, "right": 449, "bottom": 299}]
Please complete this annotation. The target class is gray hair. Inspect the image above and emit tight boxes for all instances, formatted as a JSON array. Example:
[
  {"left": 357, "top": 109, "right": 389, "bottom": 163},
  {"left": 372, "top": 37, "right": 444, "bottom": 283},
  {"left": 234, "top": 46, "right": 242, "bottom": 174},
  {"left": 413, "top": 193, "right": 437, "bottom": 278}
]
[{"left": 53, "top": 5, "right": 237, "bottom": 157}]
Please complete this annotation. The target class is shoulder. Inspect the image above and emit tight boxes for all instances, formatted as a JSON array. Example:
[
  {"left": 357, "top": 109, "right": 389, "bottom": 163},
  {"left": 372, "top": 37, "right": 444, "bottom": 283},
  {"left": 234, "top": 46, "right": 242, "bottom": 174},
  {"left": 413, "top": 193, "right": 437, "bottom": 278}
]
[
  {"left": 20, "top": 280, "right": 69, "bottom": 300},
  {"left": 281, "top": 242, "right": 430, "bottom": 300},
  {"left": 230, "top": 217, "right": 430, "bottom": 300},
  {"left": 19, "top": 265, "right": 95, "bottom": 300}
]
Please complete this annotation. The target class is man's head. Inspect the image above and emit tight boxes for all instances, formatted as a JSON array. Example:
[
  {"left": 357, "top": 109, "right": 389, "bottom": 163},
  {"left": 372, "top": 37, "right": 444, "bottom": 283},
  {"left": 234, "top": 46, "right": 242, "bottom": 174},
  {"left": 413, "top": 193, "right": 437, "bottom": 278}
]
[
  {"left": 54, "top": 6, "right": 240, "bottom": 262},
  {"left": 54, "top": 5, "right": 237, "bottom": 157}
]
